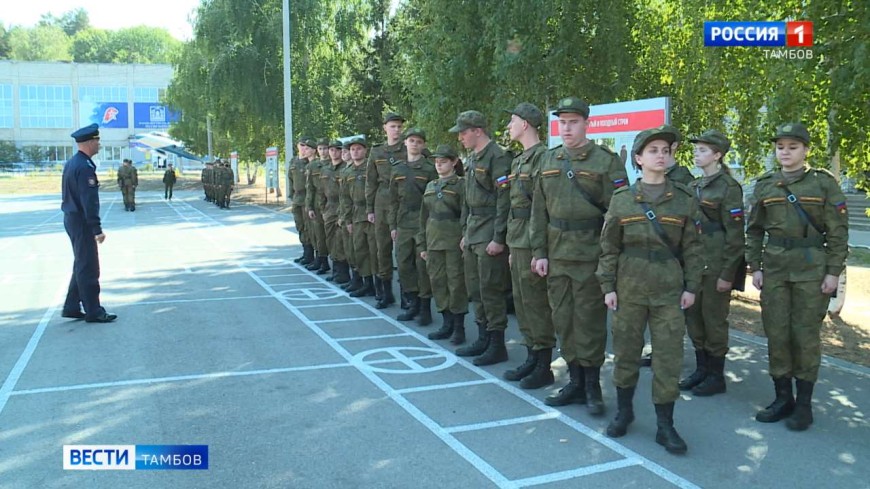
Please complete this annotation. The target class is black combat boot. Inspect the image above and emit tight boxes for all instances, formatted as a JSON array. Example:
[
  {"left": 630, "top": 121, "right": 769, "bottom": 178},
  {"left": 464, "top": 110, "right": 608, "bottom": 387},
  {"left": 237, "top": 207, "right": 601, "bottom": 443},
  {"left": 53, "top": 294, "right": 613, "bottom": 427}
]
[
  {"left": 397, "top": 293, "right": 420, "bottom": 321},
  {"left": 299, "top": 244, "right": 314, "bottom": 265},
  {"left": 373, "top": 277, "right": 384, "bottom": 303},
  {"left": 316, "top": 256, "right": 331, "bottom": 275},
  {"left": 785, "top": 379, "right": 814, "bottom": 431},
  {"left": 449, "top": 313, "right": 466, "bottom": 345},
  {"left": 585, "top": 366, "right": 606, "bottom": 416},
  {"left": 692, "top": 354, "right": 726, "bottom": 396},
  {"left": 350, "top": 276, "right": 375, "bottom": 297},
  {"left": 520, "top": 348, "right": 555, "bottom": 389},
  {"left": 343, "top": 269, "right": 362, "bottom": 292},
  {"left": 376, "top": 278, "right": 396, "bottom": 309},
  {"left": 294, "top": 245, "right": 307, "bottom": 263},
  {"left": 678, "top": 349, "right": 708, "bottom": 391},
  {"left": 417, "top": 297, "right": 433, "bottom": 326},
  {"left": 334, "top": 261, "right": 351, "bottom": 285},
  {"left": 545, "top": 363, "right": 586, "bottom": 406},
  {"left": 456, "top": 322, "right": 489, "bottom": 357},
  {"left": 428, "top": 312, "right": 454, "bottom": 340},
  {"left": 655, "top": 402, "right": 687, "bottom": 454},
  {"left": 473, "top": 329, "right": 508, "bottom": 366},
  {"left": 400, "top": 287, "right": 410, "bottom": 310},
  {"left": 503, "top": 346, "right": 537, "bottom": 381},
  {"left": 756, "top": 377, "right": 795, "bottom": 423},
  {"left": 306, "top": 253, "right": 322, "bottom": 271},
  {"left": 606, "top": 386, "right": 636, "bottom": 437}
]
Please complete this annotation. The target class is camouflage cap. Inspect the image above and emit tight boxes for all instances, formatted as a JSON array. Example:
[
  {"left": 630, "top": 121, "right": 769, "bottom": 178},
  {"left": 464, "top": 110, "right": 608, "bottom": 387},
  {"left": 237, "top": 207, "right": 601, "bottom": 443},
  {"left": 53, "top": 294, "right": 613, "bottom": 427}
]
[
  {"left": 552, "top": 97, "right": 590, "bottom": 118},
  {"left": 348, "top": 137, "right": 368, "bottom": 149},
  {"left": 298, "top": 136, "right": 317, "bottom": 148},
  {"left": 770, "top": 122, "right": 810, "bottom": 145},
  {"left": 317, "top": 138, "right": 329, "bottom": 147},
  {"left": 632, "top": 128, "right": 677, "bottom": 155},
  {"left": 383, "top": 112, "right": 406, "bottom": 124},
  {"left": 504, "top": 102, "right": 544, "bottom": 128},
  {"left": 657, "top": 124, "right": 683, "bottom": 143},
  {"left": 404, "top": 127, "right": 427, "bottom": 141},
  {"left": 689, "top": 129, "right": 731, "bottom": 153},
  {"left": 431, "top": 144, "right": 459, "bottom": 159},
  {"left": 449, "top": 110, "right": 487, "bottom": 133},
  {"left": 328, "top": 139, "right": 343, "bottom": 149}
]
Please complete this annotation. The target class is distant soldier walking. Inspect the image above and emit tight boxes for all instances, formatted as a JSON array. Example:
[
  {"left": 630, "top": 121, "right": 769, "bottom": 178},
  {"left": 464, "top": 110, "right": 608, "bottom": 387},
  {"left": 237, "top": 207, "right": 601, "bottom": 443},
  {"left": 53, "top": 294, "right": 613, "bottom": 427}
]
[
  {"left": 163, "top": 163, "right": 177, "bottom": 200},
  {"left": 117, "top": 158, "right": 138, "bottom": 211}
]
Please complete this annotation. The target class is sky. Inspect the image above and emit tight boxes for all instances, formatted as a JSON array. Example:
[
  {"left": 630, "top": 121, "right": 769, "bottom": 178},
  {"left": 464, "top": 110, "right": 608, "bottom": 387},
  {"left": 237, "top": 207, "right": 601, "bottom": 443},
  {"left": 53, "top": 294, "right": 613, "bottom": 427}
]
[{"left": 1, "top": 0, "right": 200, "bottom": 41}]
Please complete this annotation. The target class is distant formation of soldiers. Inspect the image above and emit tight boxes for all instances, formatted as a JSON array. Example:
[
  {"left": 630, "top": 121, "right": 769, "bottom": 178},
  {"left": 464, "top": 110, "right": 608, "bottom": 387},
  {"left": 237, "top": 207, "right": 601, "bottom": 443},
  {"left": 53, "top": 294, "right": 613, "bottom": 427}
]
[
  {"left": 286, "top": 103, "right": 848, "bottom": 455},
  {"left": 201, "top": 159, "right": 235, "bottom": 209}
]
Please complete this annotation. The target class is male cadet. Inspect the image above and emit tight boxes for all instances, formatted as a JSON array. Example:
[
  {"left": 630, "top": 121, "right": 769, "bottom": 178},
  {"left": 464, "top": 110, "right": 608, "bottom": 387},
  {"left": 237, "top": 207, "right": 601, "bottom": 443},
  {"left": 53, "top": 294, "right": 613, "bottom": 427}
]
[
  {"left": 213, "top": 160, "right": 226, "bottom": 208},
  {"left": 163, "top": 163, "right": 177, "bottom": 200},
  {"left": 389, "top": 128, "right": 437, "bottom": 325},
  {"left": 347, "top": 138, "right": 377, "bottom": 297},
  {"left": 322, "top": 139, "right": 350, "bottom": 284},
  {"left": 450, "top": 110, "right": 512, "bottom": 366},
  {"left": 290, "top": 137, "right": 316, "bottom": 265},
  {"left": 61, "top": 123, "right": 117, "bottom": 323},
  {"left": 305, "top": 139, "right": 331, "bottom": 274},
  {"left": 117, "top": 158, "right": 138, "bottom": 211},
  {"left": 200, "top": 162, "right": 209, "bottom": 201},
  {"left": 203, "top": 160, "right": 215, "bottom": 202},
  {"left": 502, "top": 103, "right": 557, "bottom": 389},
  {"left": 366, "top": 113, "right": 408, "bottom": 308},
  {"left": 530, "top": 97, "right": 628, "bottom": 415},
  {"left": 223, "top": 160, "right": 235, "bottom": 208},
  {"left": 340, "top": 141, "right": 362, "bottom": 292}
]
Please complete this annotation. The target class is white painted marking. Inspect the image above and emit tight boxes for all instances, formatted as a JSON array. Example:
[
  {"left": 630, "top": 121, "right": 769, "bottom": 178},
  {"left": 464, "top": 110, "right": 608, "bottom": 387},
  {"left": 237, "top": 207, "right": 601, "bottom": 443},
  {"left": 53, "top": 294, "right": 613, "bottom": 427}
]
[
  {"left": 446, "top": 412, "right": 561, "bottom": 434},
  {"left": 397, "top": 379, "right": 495, "bottom": 395},
  {"left": 337, "top": 333, "right": 411, "bottom": 342},
  {"left": 313, "top": 317, "right": 378, "bottom": 324},
  {"left": 126, "top": 295, "right": 273, "bottom": 307},
  {"left": 510, "top": 458, "right": 644, "bottom": 488}
]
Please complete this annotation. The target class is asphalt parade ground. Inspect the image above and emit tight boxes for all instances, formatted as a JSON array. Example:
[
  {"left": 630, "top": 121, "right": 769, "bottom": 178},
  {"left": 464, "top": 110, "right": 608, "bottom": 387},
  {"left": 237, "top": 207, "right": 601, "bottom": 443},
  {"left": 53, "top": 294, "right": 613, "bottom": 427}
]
[{"left": 0, "top": 190, "right": 867, "bottom": 489}]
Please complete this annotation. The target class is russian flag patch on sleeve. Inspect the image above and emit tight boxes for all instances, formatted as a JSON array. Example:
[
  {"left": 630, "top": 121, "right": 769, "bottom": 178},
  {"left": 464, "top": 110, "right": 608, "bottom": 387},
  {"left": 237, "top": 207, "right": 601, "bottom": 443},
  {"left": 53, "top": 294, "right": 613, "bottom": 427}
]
[
  {"left": 835, "top": 201, "right": 847, "bottom": 214},
  {"left": 730, "top": 208, "right": 744, "bottom": 221},
  {"left": 496, "top": 175, "right": 510, "bottom": 188},
  {"left": 613, "top": 178, "right": 627, "bottom": 189}
]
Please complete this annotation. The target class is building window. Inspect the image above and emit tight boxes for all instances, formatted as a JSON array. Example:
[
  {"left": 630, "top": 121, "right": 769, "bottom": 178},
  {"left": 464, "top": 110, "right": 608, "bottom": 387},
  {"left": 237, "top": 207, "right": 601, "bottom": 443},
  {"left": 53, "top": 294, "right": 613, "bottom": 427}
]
[
  {"left": 98, "top": 145, "right": 124, "bottom": 163},
  {"left": 44, "top": 145, "right": 75, "bottom": 163},
  {"left": 134, "top": 87, "right": 162, "bottom": 102},
  {"left": 0, "top": 84, "right": 12, "bottom": 128},
  {"left": 19, "top": 85, "right": 73, "bottom": 129},
  {"left": 79, "top": 86, "right": 128, "bottom": 103}
]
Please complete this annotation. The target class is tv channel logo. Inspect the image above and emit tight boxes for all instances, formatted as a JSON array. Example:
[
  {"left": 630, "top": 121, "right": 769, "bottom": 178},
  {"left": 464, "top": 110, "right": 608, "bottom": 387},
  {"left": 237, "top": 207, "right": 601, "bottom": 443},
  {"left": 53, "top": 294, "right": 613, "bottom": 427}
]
[
  {"left": 64, "top": 445, "right": 208, "bottom": 471},
  {"left": 704, "top": 21, "right": 813, "bottom": 47}
]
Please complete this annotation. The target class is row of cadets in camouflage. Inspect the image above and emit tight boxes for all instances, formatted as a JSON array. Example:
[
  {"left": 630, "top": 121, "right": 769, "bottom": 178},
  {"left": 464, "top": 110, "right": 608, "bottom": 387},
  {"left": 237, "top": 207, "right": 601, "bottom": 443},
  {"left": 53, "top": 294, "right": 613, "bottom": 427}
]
[
  {"left": 212, "top": 160, "right": 235, "bottom": 209},
  {"left": 290, "top": 137, "right": 317, "bottom": 265},
  {"left": 320, "top": 140, "right": 350, "bottom": 285},
  {"left": 304, "top": 139, "right": 332, "bottom": 274},
  {"left": 200, "top": 161, "right": 213, "bottom": 202},
  {"left": 340, "top": 138, "right": 379, "bottom": 297},
  {"left": 117, "top": 159, "right": 138, "bottom": 211}
]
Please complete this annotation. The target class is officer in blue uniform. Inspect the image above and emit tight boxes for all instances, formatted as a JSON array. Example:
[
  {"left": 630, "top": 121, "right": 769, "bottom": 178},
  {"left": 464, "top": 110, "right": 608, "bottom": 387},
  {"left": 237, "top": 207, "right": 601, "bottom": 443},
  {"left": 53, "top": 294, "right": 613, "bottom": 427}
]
[{"left": 61, "top": 123, "right": 117, "bottom": 323}]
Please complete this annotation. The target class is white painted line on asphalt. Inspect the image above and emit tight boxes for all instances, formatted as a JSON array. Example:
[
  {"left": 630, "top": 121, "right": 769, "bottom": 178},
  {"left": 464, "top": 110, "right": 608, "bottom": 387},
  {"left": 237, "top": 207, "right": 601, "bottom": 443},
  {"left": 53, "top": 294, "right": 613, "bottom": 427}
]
[
  {"left": 337, "top": 333, "right": 411, "bottom": 342},
  {"left": 265, "top": 281, "right": 324, "bottom": 287},
  {"left": 313, "top": 317, "right": 379, "bottom": 324},
  {"left": 258, "top": 273, "right": 309, "bottom": 278},
  {"left": 445, "top": 412, "right": 561, "bottom": 434},
  {"left": 10, "top": 362, "right": 351, "bottom": 396},
  {"left": 127, "top": 294, "right": 273, "bottom": 306},
  {"left": 397, "top": 379, "right": 496, "bottom": 395},
  {"left": 510, "top": 458, "right": 644, "bottom": 488},
  {"left": 296, "top": 302, "right": 357, "bottom": 309}
]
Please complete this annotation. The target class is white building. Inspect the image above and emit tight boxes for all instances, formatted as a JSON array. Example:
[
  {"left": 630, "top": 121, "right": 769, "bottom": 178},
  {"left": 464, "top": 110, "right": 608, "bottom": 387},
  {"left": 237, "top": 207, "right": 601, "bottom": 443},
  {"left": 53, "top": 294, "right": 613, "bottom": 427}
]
[{"left": 0, "top": 61, "right": 183, "bottom": 167}]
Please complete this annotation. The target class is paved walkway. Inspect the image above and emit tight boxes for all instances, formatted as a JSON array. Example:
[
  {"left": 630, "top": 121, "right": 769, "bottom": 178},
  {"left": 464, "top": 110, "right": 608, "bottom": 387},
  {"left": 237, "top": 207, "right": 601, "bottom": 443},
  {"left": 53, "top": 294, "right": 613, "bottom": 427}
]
[{"left": 0, "top": 191, "right": 867, "bottom": 488}]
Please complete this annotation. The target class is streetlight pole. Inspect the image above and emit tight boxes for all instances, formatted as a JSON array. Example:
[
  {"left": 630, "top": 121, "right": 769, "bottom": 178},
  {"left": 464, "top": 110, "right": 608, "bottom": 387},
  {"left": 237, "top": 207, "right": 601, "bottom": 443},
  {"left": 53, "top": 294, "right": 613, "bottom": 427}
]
[{"left": 282, "top": 0, "right": 293, "bottom": 202}]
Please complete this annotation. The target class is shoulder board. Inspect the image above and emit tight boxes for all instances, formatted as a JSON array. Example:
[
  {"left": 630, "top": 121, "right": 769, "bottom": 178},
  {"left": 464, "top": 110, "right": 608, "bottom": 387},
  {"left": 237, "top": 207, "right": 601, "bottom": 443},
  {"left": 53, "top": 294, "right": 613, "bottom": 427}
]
[
  {"left": 723, "top": 174, "right": 742, "bottom": 187},
  {"left": 755, "top": 171, "right": 776, "bottom": 182},
  {"left": 372, "top": 142, "right": 384, "bottom": 148},
  {"left": 672, "top": 181, "right": 694, "bottom": 196},
  {"left": 596, "top": 144, "right": 617, "bottom": 156},
  {"left": 811, "top": 168, "right": 836, "bottom": 179},
  {"left": 613, "top": 186, "right": 631, "bottom": 195}
]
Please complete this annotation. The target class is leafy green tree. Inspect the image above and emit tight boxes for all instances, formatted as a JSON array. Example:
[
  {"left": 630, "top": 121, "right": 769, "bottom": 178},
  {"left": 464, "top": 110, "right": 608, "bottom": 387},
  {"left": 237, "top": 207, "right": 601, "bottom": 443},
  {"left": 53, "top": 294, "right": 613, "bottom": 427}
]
[
  {"left": 0, "top": 141, "right": 20, "bottom": 164},
  {"left": 21, "top": 145, "right": 48, "bottom": 165},
  {"left": 108, "top": 26, "right": 180, "bottom": 63},
  {"left": 7, "top": 25, "right": 72, "bottom": 61},
  {"left": 40, "top": 9, "right": 91, "bottom": 36},
  {"left": 71, "top": 28, "right": 112, "bottom": 63},
  {"left": 0, "top": 24, "right": 10, "bottom": 59}
]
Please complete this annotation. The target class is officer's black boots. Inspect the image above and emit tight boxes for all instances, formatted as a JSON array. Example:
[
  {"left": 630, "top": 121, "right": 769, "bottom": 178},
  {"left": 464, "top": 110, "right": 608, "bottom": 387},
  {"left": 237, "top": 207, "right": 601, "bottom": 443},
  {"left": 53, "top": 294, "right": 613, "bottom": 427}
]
[
  {"left": 504, "top": 346, "right": 537, "bottom": 381},
  {"left": 428, "top": 312, "right": 454, "bottom": 340},
  {"left": 417, "top": 297, "right": 432, "bottom": 326},
  {"left": 473, "top": 329, "right": 508, "bottom": 366},
  {"left": 397, "top": 293, "right": 420, "bottom": 321},
  {"left": 678, "top": 349, "right": 708, "bottom": 391},
  {"left": 350, "top": 276, "right": 375, "bottom": 297},
  {"left": 786, "top": 379, "right": 814, "bottom": 431},
  {"left": 692, "top": 354, "right": 726, "bottom": 396},
  {"left": 654, "top": 402, "right": 687, "bottom": 454},
  {"left": 450, "top": 313, "right": 466, "bottom": 345},
  {"left": 756, "top": 377, "right": 795, "bottom": 423},
  {"left": 585, "top": 366, "right": 606, "bottom": 415},
  {"left": 376, "top": 279, "right": 396, "bottom": 309},
  {"left": 545, "top": 363, "right": 586, "bottom": 406},
  {"left": 456, "top": 322, "right": 489, "bottom": 357},
  {"left": 606, "top": 386, "right": 636, "bottom": 437},
  {"left": 520, "top": 348, "right": 555, "bottom": 389}
]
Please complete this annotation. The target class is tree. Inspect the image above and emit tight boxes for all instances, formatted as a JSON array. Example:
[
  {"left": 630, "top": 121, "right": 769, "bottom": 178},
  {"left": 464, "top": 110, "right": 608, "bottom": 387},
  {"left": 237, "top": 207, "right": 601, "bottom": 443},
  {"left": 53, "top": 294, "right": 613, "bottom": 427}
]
[
  {"left": 21, "top": 146, "right": 47, "bottom": 165},
  {"left": 7, "top": 25, "right": 72, "bottom": 61},
  {"left": 108, "top": 26, "right": 181, "bottom": 64},
  {"left": 71, "top": 28, "right": 112, "bottom": 63},
  {"left": 0, "top": 23, "right": 10, "bottom": 59},
  {"left": 0, "top": 141, "right": 19, "bottom": 165}
]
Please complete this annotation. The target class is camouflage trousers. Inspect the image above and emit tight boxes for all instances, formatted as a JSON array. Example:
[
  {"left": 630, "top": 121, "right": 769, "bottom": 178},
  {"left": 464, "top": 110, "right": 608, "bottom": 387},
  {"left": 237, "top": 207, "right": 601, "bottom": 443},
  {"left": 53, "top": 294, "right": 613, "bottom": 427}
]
[
  {"left": 292, "top": 205, "right": 309, "bottom": 246},
  {"left": 427, "top": 249, "right": 467, "bottom": 314},
  {"left": 547, "top": 260, "right": 606, "bottom": 366},
  {"left": 465, "top": 243, "right": 509, "bottom": 332},
  {"left": 325, "top": 216, "right": 345, "bottom": 262},
  {"left": 121, "top": 185, "right": 136, "bottom": 208},
  {"left": 612, "top": 301, "right": 685, "bottom": 404},
  {"left": 374, "top": 193, "right": 394, "bottom": 279},
  {"left": 511, "top": 248, "right": 556, "bottom": 351},
  {"left": 352, "top": 221, "right": 378, "bottom": 277},
  {"left": 343, "top": 224, "right": 355, "bottom": 268},
  {"left": 310, "top": 211, "right": 328, "bottom": 255},
  {"left": 685, "top": 273, "right": 731, "bottom": 357},
  {"left": 396, "top": 227, "right": 431, "bottom": 297},
  {"left": 761, "top": 278, "right": 827, "bottom": 383}
]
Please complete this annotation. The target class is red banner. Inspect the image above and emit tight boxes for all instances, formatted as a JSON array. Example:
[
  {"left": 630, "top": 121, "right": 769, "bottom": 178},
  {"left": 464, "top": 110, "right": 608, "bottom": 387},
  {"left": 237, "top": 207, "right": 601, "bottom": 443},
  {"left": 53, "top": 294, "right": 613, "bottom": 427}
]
[{"left": 550, "top": 109, "right": 666, "bottom": 136}]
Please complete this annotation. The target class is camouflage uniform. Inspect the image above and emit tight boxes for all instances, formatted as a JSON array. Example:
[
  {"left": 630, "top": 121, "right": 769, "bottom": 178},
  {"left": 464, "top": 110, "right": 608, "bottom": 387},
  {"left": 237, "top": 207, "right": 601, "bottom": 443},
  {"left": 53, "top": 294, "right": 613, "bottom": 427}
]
[
  {"left": 223, "top": 164, "right": 234, "bottom": 208},
  {"left": 530, "top": 97, "right": 626, "bottom": 412},
  {"left": 200, "top": 164, "right": 209, "bottom": 200},
  {"left": 339, "top": 152, "right": 357, "bottom": 279},
  {"left": 306, "top": 151, "right": 330, "bottom": 272},
  {"left": 213, "top": 163, "right": 226, "bottom": 207},
  {"left": 666, "top": 164, "right": 695, "bottom": 186},
  {"left": 347, "top": 139, "right": 378, "bottom": 296},
  {"left": 289, "top": 138, "right": 314, "bottom": 264},
  {"left": 323, "top": 140, "right": 349, "bottom": 283},
  {"left": 117, "top": 162, "right": 138, "bottom": 211},
  {"left": 747, "top": 123, "right": 848, "bottom": 431}
]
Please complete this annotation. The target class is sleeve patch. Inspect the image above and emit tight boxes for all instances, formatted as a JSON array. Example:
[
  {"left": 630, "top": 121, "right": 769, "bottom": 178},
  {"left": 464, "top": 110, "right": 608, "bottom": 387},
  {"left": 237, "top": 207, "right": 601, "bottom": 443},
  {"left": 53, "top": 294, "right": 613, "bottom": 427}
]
[
  {"left": 613, "top": 178, "right": 627, "bottom": 188},
  {"left": 496, "top": 175, "right": 510, "bottom": 188},
  {"left": 835, "top": 201, "right": 847, "bottom": 214},
  {"left": 87, "top": 177, "right": 97, "bottom": 187},
  {"left": 729, "top": 208, "right": 744, "bottom": 221}
]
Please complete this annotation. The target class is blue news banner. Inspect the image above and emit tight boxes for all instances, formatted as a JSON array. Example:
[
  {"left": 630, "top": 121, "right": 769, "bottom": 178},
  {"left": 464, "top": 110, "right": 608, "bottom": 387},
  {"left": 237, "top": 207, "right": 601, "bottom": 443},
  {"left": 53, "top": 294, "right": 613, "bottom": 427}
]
[{"left": 63, "top": 445, "right": 208, "bottom": 471}]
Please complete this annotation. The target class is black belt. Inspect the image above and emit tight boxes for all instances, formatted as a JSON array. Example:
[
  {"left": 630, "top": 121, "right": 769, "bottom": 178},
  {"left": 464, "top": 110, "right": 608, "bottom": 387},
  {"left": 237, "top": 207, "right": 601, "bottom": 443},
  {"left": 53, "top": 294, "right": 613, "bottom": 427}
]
[
  {"left": 549, "top": 217, "right": 603, "bottom": 232},
  {"left": 510, "top": 207, "right": 531, "bottom": 219},
  {"left": 622, "top": 246, "right": 676, "bottom": 263},
  {"left": 470, "top": 207, "right": 497, "bottom": 216},
  {"left": 429, "top": 211, "right": 460, "bottom": 221},
  {"left": 699, "top": 221, "right": 724, "bottom": 235},
  {"left": 767, "top": 236, "right": 825, "bottom": 250}
]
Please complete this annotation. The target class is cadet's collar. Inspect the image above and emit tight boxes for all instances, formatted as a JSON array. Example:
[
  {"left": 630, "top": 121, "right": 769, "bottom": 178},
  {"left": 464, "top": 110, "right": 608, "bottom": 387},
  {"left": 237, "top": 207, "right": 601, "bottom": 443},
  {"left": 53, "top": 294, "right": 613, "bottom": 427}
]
[
  {"left": 776, "top": 165, "right": 809, "bottom": 186},
  {"left": 474, "top": 140, "right": 496, "bottom": 160},
  {"left": 635, "top": 179, "right": 675, "bottom": 203},
  {"left": 559, "top": 140, "right": 594, "bottom": 160},
  {"left": 439, "top": 173, "right": 458, "bottom": 183},
  {"left": 698, "top": 171, "right": 723, "bottom": 188}
]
